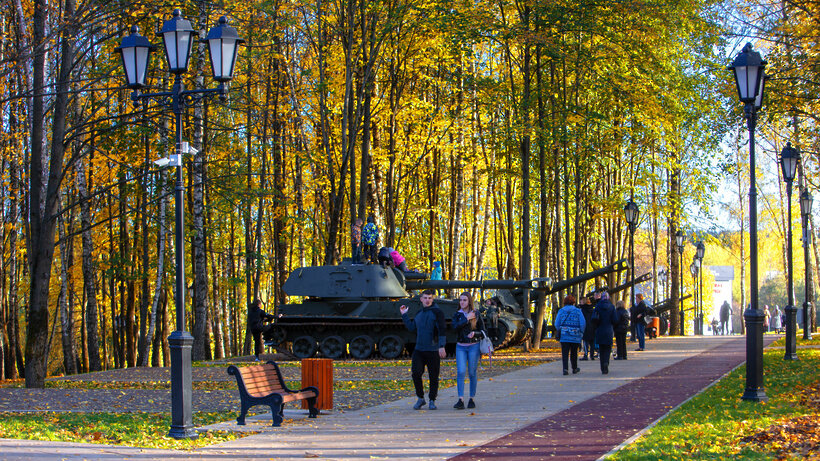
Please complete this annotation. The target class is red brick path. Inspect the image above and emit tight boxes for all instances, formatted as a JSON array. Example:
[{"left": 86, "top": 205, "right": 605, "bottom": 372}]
[{"left": 451, "top": 336, "right": 776, "bottom": 460}]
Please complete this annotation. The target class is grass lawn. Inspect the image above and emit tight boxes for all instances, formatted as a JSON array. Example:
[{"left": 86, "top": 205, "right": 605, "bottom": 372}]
[
  {"left": 0, "top": 412, "right": 243, "bottom": 450},
  {"left": 609, "top": 347, "right": 820, "bottom": 460}
]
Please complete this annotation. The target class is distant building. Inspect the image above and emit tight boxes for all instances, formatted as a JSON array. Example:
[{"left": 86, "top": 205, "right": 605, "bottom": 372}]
[{"left": 708, "top": 266, "right": 734, "bottom": 326}]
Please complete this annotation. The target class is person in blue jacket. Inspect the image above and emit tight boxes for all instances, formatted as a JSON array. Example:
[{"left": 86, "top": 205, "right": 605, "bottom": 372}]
[
  {"left": 400, "top": 289, "right": 446, "bottom": 410},
  {"left": 593, "top": 291, "right": 619, "bottom": 374},
  {"left": 431, "top": 261, "right": 443, "bottom": 280},
  {"left": 554, "top": 294, "right": 586, "bottom": 375}
]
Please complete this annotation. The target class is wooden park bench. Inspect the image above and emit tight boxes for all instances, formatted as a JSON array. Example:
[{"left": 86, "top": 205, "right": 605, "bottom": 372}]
[{"left": 227, "top": 361, "right": 320, "bottom": 427}]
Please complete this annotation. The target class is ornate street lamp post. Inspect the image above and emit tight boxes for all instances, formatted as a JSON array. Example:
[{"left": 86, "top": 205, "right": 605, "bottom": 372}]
[
  {"left": 676, "top": 231, "right": 685, "bottom": 335},
  {"left": 800, "top": 190, "right": 813, "bottom": 340},
  {"left": 729, "top": 42, "right": 767, "bottom": 402},
  {"left": 116, "top": 10, "right": 244, "bottom": 438},
  {"left": 690, "top": 261, "right": 698, "bottom": 336},
  {"left": 780, "top": 143, "right": 800, "bottom": 360},
  {"left": 624, "top": 200, "right": 640, "bottom": 311},
  {"left": 696, "top": 242, "right": 705, "bottom": 335}
]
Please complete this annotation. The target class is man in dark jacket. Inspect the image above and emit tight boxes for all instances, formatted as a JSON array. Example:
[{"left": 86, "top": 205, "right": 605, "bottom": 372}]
[
  {"left": 634, "top": 293, "right": 648, "bottom": 351},
  {"left": 580, "top": 296, "right": 597, "bottom": 361},
  {"left": 247, "top": 299, "right": 274, "bottom": 361},
  {"left": 720, "top": 301, "right": 732, "bottom": 335},
  {"left": 593, "top": 292, "right": 619, "bottom": 374},
  {"left": 400, "top": 289, "right": 447, "bottom": 410}
]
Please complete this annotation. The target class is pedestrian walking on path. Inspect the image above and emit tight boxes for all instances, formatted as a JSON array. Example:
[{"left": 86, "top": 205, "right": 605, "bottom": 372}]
[
  {"left": 554, "top": 294, "right": 585, "bottom": 375},
  {"left": 580, "top": 296, "right": 597, "bottom": 361},
  {"left": 452, "top": 292, "right": 484, "bottom": 409},
  {"left": 614, "top": 299, "right": 630, "bottom": 360},
  {"left": 771, "top": 305, "right": 782, "bottom": 334},
  {"left": 634, "top": 293, "right": 648, "bottom": 350},
  {"left": 400, "top": 289, "right": 446, "bottom": 410},
  {"left": 720, "top": 300, "right": 732, "bottom": 335},
  {"left": 593, "top": 291, "right": 618, "bottom": 374}
]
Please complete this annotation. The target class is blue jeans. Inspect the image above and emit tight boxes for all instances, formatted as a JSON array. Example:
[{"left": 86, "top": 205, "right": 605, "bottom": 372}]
[
  {"left": 456, "top": 343, "right": 480, "bottom": 398},
  {"left": 636, "top": 322, "right": 646, "bottom": 349}
]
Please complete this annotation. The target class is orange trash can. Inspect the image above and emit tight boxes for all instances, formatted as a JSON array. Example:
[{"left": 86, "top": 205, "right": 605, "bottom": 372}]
[
  {"left": 648, "top": 317, "right": 660, "bottom": 338},
  {"left": 301, "top": 358, "right": 333, "bottom": 410}
]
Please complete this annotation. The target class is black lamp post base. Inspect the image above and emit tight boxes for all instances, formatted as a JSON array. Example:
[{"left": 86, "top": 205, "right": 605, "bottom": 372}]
[
  {"left": 741, "top": 388, "right": 768, "bottom": 402},
  {"left": 803, "top": 302, "right": 813, "bottom": 340},
  {"left": 784, "top": 305, "right": 798, "bottom": 361},
  {"left": 743, "top": 307, "right": 767, "bottom": 403},
  {"left": 169, "top": 330, "right": 198, "bottom": 440}
]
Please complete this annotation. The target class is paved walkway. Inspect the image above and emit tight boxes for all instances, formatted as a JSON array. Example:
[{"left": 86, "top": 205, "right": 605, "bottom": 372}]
[{"left": 0, "top": 335, "right": 778, "bottom": 460}]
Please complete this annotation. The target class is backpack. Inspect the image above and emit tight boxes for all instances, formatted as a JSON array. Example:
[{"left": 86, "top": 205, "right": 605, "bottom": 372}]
[{"left": 617, "top": 310, "right": 630, "bottom": 332}]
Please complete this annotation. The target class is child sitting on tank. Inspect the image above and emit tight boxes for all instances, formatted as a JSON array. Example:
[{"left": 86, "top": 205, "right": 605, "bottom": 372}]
[
  {"left": 377, "top": 247, "right": 409, "bottom": 271},
  {"left": 378, "top": 246, "right": 393, "bottom": 267}
]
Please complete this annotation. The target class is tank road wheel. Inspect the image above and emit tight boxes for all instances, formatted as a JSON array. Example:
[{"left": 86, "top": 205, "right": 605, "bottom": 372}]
[
  {"left": 348, "top": 335, "right": 374, "bottom": 360},
  {"left": 492, "top": 321, "right": 513, "bottom": 349},
  {"left": 377, "top": 335, "right": 404, "bottom": 359},
  {"left": 320, "top": 335, "right": 346, "bottom": 359},
  {"left": 291, "top": 335, "right": 318, "bottom": 359}
]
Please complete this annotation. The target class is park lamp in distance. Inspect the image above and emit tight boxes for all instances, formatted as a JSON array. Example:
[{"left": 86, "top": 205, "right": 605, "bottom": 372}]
[
  {"left": 696, "top": 241, "right": 705, "bottom": 260},
  {"left": 729, "top": 42, "right": 767, "bottom": 104},
  {"left": 676, "top": 230, "right": 685, "bottom": 254},
  {"left": 690, "top": 261, "right": 698, "bottom": 278},
  {"left": 624, "top": 200, "right": 639, "bottom": 226},
  {"left": 800, "top": 190, "right": 813, "bottom": 217},
  {"left": 780, "top": 142, "right": 800, "bottom": 183}
]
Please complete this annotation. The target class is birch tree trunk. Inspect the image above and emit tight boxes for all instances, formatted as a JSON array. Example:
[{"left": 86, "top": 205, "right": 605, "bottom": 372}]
[
  {"left": 190, "top": 4, "right": 210, "bottom": 361},
  {"left": 77, "top": 153, "right": 102, "bottom": 371},
  {"left": 57, "top": 205, "right": 78, "bottom": 375},
  {"left": 140, "top": 175, "right": 167, "bottom": 367}
]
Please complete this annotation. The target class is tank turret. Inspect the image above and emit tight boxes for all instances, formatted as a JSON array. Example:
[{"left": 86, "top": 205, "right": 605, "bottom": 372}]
[{"left": 283, "top": 264, "right": 410, "bottom": 299}]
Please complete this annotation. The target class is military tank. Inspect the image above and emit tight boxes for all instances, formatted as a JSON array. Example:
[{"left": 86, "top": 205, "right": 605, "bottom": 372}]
[
  {"left": 268, "top": 259, "right": 627, "bottom": 359},
  {"left": 422, "top": 260, "right": 630, "bottom": 347},
  {"left": 267, "top": 263, "right": 550, "bottom": 359}
]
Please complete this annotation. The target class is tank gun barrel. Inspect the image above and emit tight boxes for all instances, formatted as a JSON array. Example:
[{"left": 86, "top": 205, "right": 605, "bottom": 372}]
[
  {"left": 547, "top": 258, "right": 629, "bottom": 295},
  {"left": 652, "top": 294, "right": 693, "bottom": 314},
  {"left": 607, "top": 272, "right": 653, "bottom": 295},
  {"left": 405, "top": 278, "right": 552, "bottom": 291}
]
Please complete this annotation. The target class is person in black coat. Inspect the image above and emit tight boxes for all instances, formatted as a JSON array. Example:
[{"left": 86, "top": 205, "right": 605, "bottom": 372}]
[
  {"left": 613, "top": 300, "right": 630, "bottom": 360},
  {"left": 248, "top": 299, "right": 274, "bottom": 360},
  {"left": 634, "top": 293, "right": 648, "bottom": 351},
  {"left": 593, "top": 291, "right": 618, "bottom": 374},
  {"left": 580, "top": 296, "right": 597, "bottom": 360},
  {"left": 719, "top": 301, "right": 732, "bottom": 335}
]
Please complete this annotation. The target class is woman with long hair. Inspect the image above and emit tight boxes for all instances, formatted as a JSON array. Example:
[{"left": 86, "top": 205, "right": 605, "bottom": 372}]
[{"left": 452, "top": 291, "right": 485, "bottom": 409}]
